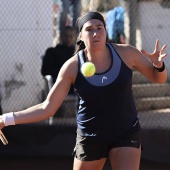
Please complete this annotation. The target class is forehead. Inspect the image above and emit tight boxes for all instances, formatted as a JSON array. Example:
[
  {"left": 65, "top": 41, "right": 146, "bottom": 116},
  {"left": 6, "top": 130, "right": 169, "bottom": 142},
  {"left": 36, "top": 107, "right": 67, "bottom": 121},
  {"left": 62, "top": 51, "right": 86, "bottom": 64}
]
[{"left": 83, "top": 19, "right": 104, "bottom": 28}]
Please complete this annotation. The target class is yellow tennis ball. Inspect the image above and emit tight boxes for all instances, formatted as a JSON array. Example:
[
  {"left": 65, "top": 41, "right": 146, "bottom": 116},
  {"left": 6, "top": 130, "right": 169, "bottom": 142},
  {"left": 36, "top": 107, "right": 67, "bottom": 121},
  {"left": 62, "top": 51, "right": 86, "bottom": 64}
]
[{"left": 81, "top": 62, "right": 96, "bottom": 77}]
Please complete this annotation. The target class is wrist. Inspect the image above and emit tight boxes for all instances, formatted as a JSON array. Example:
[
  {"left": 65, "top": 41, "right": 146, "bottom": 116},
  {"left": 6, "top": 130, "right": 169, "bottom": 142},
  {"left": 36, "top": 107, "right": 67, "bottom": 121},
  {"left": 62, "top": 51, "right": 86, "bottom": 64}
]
[
  {"left": 153, "top": 62, "right": 165, "bottom": 72},
  {"left": 2, "top": 112, "right": 15, "bottom": 126}
]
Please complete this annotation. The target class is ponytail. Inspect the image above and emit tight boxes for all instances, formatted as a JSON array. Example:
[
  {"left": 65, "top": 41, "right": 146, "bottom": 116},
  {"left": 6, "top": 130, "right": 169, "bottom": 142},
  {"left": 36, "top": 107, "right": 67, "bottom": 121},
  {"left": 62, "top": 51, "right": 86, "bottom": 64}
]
[{"left": 74, "top": 39, "right": 86, "bottom": 55}]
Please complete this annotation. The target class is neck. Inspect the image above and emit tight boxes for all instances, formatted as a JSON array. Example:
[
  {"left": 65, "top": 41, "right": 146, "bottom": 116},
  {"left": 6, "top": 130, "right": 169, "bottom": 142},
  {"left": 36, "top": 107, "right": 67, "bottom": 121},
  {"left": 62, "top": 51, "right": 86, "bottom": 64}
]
[
  {"left": 85, "top": 44, "right": 109, "bottom": 63},
  {"left": 84, "top": 44, "right": 112, "bottom": 73}
]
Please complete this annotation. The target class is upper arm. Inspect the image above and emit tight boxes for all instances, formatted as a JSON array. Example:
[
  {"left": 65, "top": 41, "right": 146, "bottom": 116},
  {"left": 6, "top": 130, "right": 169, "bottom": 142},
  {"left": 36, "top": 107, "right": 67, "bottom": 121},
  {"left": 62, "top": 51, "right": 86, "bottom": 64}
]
[
  {"left": 129, "top": 46, "right": 155, "bottom": 81},
  {"left": 115, "top": 44, "right": 160, "bottom": 83},
  {"left": 124, "top": 45, "right": 167, "bottom": 83},
  {"left": 43, "top": 56, "right": 78, "bottom": 115}
]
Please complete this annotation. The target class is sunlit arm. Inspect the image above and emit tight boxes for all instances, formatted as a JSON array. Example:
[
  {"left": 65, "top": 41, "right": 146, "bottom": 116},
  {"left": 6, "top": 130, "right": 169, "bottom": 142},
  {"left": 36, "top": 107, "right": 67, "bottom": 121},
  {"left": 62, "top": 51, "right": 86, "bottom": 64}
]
[{"left": 12, "top": 58, "right": 76, "bottom": 125}]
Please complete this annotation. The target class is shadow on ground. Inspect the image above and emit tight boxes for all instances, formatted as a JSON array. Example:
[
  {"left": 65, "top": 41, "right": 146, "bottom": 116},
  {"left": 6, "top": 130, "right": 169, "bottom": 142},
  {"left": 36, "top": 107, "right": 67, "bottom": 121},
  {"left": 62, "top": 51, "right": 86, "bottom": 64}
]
[{"left": 0, "top": 156, "right": 170, "bottom": 170}]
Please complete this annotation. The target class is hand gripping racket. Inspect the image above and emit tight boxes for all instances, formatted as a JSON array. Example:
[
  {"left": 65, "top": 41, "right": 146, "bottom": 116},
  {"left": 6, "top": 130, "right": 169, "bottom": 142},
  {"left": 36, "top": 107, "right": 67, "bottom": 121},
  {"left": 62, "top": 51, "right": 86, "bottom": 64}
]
[{"left": 0, "top": 130, "right": 8, "bottom": 145}]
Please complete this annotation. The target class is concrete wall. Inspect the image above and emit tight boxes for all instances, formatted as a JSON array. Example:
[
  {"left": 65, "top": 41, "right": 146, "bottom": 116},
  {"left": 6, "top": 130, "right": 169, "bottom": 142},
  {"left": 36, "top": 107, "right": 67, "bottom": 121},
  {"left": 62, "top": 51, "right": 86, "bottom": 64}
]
[
  {"left": 1, "top": 1, "right": 53, "bottom": 113},
  {"left": 1, "top": 1, "right": 170, "bottom": 113},
  {"left": 139, "top": 1, "right": 170, "bottom": 75}
]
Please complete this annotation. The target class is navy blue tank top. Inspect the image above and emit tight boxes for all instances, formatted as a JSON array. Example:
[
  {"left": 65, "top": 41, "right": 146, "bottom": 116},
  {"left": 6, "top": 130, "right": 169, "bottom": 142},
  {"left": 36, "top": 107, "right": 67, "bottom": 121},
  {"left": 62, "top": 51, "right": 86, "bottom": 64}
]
[{"left": 74, "top": 44, "right": 138, "bottom": 143}]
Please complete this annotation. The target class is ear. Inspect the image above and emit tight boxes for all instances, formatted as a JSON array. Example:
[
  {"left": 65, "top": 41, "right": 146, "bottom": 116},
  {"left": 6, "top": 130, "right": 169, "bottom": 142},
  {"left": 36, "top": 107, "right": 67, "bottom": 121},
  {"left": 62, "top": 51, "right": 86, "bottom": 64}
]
[{"left": 79, "top": 32, "right": 83, "bottom": 41}]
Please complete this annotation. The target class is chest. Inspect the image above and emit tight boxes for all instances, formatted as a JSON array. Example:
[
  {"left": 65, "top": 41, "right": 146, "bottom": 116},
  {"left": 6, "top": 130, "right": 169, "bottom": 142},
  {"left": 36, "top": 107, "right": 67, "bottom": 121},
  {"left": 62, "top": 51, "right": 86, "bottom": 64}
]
[{"left": 75, "top": 63, "right": 132, "bottom": 100}]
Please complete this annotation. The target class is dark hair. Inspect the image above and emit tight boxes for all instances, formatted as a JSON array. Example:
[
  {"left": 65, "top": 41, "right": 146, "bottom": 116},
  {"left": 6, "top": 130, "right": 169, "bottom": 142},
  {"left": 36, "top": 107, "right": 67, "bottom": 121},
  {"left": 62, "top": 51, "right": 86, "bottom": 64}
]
[
  {"left": 74, "top": 12, "right": 108, "bottom": 55},
  {"left": 77, "top": 12, "right": 105, "bottom": 32},
  {"left": 74, "top": 16, "right": 86, "bottom": 55},
  {"left": 74, "top": 40, "right": 86, "bottom": 55}
]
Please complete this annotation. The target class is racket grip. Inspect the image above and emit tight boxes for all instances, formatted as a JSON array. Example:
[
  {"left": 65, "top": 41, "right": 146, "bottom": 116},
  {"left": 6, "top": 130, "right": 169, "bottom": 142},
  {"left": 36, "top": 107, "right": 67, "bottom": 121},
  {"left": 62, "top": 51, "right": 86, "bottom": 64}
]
[{"left": 0, "top": 130, "right": 8, "bottom": 145}]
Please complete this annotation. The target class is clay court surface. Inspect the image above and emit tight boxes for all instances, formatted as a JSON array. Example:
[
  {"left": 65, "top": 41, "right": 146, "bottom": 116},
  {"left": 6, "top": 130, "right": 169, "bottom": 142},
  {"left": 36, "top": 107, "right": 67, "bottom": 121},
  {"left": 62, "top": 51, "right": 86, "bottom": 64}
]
[
  {"left": 1, "top": 119, "right": 170, "bottom": 170},
  {"left": 1, "top": 156, "right": 170, "bottom": 170}
]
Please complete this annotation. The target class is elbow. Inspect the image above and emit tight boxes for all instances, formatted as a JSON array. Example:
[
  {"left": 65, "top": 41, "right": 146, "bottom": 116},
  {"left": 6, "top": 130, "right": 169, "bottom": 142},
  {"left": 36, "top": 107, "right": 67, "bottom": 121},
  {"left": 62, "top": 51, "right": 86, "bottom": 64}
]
[{"left": 42, "top": 101, "right": 56, "bottom": 118}]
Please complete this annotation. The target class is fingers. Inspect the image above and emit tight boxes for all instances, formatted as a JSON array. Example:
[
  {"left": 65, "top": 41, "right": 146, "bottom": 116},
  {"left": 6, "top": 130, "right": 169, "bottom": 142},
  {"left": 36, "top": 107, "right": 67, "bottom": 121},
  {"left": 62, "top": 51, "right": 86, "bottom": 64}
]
[
  {"left": 155, "top": 39, "right": 159, "bottom": 52},
  {"left": 159, "top": 53, "right": 167, "bottom": 61},
  {"left": 160, "top": 44, "right": 167, "bottom": 54},
  {"left": 156, "top": 39, "right": 167, "bottom": 54},
  {"left": 159, "top": 44, "right": 167, "bottom": 61}
]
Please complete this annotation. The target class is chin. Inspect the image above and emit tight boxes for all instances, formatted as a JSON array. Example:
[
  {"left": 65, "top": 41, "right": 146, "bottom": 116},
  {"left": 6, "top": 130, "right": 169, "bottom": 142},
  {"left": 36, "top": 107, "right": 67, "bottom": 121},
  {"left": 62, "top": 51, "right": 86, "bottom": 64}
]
[
  {"left": 93, "top": 41, "right": 104, "bottom": 47},
  {"left": 91, "top": 45, "right": 102, "bottom": 51}
]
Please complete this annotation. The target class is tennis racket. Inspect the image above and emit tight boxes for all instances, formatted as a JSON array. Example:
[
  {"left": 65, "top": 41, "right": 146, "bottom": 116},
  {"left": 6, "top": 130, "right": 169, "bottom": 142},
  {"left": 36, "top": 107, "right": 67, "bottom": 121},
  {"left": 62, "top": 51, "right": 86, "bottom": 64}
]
[{"left": 0, "top": 130, "right": 8, "bottom": 145}]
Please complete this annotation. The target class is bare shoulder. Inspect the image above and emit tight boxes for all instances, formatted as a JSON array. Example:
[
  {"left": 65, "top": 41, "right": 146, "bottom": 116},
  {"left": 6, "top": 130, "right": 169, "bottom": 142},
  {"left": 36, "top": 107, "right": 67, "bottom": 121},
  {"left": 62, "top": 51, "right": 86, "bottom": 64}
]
[
  {"left": 111, "top": 43, "right": 141, "bottom": 68},
  {"left": 112, "top": 43, "right": 138, "bottom": 55}
]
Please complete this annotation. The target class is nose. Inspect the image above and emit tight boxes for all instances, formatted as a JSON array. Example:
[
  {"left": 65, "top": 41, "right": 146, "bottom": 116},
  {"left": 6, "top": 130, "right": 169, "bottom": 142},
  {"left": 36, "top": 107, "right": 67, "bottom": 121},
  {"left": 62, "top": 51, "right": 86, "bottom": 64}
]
[{"left": 93, "top": 30, "right": 99, "bottom": 37}]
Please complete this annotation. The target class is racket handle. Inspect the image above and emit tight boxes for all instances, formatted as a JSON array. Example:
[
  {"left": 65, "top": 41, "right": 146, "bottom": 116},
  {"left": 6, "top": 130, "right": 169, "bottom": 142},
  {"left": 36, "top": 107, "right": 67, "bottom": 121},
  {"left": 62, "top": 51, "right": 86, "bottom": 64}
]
[{"left": 0, "top": 130, "right": 8, "bottom": 145}]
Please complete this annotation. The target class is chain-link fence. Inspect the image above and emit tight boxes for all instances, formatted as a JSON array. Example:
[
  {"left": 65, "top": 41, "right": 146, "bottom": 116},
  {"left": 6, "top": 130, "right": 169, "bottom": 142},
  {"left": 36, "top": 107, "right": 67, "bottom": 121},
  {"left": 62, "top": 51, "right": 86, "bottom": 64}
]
[{"left": 1, "top": 0, "right": 170, "bottom": 129}]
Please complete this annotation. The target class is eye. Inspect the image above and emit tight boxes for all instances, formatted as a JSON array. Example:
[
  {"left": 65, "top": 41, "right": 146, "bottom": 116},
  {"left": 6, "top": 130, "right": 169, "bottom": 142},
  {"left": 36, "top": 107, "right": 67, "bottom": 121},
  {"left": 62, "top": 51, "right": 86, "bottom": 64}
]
[
  {"left": 86, "top": 28, "right": 92, "bottom": 32},
  {"left": 97, "top": 26, "right": 103, "bottom": 30}
]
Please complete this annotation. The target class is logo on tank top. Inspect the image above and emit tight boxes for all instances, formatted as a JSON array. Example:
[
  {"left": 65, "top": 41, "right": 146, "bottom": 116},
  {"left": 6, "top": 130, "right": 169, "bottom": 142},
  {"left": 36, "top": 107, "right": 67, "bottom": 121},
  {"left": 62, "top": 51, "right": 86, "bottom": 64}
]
[{"left": 102, "top": 76, "right": 107, "bottom": 83}]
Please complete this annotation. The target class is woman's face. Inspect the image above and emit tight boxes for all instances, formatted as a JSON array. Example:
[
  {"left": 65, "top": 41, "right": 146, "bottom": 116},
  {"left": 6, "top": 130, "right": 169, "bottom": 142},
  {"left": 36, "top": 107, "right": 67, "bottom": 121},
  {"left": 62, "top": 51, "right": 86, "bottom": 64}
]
[{"left": 79, "top": 19, "right": 107, "bottom": 50}]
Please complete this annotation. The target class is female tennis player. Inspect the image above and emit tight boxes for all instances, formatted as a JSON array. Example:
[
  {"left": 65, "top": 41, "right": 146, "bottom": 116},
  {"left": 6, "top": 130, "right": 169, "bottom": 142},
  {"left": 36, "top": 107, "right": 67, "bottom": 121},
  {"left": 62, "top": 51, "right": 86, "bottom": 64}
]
[{"left": 0, "top": 12, "right": 167, "bottom": 170}]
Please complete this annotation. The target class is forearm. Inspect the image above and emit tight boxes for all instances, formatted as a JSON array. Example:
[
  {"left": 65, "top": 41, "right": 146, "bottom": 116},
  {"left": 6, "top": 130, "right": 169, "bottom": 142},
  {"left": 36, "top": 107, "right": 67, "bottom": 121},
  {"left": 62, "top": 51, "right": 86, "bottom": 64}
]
[
  {"left": 13, "top": 103, "right": 49, "bottom": 124},
  {"left": 153, "top": 62, "right": 167, "bottom": 84},
  {"left": 3, "top": 102, "right": 54, "bottom": 126},
  {"left": 153, "top": 71, "right": 167, "bottom": 84}
]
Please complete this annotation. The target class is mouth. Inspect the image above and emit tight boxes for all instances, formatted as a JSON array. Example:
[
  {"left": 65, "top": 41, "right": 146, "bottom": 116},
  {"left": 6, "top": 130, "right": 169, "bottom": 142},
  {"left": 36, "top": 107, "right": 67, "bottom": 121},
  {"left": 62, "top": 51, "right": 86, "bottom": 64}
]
[{"left": 93, "top": 40, "right": 100, "bottom": 43}]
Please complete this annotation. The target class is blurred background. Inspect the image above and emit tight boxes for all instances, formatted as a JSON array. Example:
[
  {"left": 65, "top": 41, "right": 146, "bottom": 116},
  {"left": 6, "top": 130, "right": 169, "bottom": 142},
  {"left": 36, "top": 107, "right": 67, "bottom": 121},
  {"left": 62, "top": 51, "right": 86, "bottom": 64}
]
[{"left": 1, "top": 0, "right": 170, "bottom": 169}]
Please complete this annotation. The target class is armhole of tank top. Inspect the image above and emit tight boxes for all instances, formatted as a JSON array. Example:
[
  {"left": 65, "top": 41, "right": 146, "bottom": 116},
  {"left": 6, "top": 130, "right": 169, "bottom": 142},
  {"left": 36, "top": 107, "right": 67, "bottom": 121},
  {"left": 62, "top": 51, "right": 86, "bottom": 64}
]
[
  {"left": 79, "top": 50, "right": 86, "bottom": 66},
  {"left": 73, "top": 51, "right": 84, "bottom": 86},
  {"left": 108, "top": 43, "right": 132, "bottom": 72},
  {"left": 108, "top": 43, "right": 122, "bottom": 60},
  {"left": 77, "top": 52, "right": 80, "bottom": 69}
]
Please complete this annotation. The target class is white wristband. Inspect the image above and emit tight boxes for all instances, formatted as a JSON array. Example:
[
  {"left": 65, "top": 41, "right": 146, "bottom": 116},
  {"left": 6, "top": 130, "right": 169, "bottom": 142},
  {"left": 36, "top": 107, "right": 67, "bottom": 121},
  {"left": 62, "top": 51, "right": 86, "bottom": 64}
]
[{"left": 2, "top": 112, "right": 15, "bottom": 126}]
